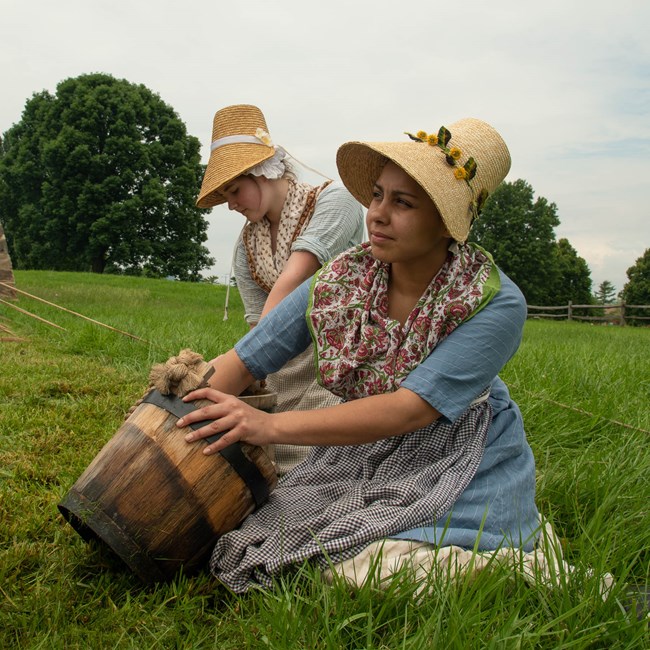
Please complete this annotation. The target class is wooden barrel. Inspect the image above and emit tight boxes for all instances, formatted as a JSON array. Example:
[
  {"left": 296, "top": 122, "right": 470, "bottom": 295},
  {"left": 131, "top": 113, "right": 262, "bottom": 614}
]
[{"left": 58, "top": 389, "right": 277, "bottom": 583}]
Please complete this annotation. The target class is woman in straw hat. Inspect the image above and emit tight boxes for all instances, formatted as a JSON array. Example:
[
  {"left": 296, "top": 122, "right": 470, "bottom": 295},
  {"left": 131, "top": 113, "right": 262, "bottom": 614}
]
[
  {"left": 180, "top": 118, "right": 541, "bottom": 592},
  {"left": 197, "top": 104, "right": 365, "bottom": 475}
]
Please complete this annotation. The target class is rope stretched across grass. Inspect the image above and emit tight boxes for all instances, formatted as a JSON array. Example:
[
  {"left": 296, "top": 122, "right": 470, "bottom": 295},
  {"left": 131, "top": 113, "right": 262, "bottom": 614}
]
[
  {"left": 509, "top": 383, "right": 649, "bottom": 436},
  {"left": 2, "top": 281, "right": 646, "bottom": 436},
  {"left": 0, "top": 281, "right": 148, "bottom": 343}
]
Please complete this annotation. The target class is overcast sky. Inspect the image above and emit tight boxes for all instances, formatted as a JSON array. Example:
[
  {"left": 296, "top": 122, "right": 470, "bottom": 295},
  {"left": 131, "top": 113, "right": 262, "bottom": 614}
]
[{"left": 2, "top": 0, "right": 648, "bottom": 293}]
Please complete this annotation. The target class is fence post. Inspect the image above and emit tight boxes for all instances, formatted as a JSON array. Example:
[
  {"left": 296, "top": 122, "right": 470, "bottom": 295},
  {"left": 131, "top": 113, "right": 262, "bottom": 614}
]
[
  {"left": 620, "top": 301, "right": 626, "bottom": 326},
  {"left": 567, "top": 301, "right": 573, "bottom": 321}
]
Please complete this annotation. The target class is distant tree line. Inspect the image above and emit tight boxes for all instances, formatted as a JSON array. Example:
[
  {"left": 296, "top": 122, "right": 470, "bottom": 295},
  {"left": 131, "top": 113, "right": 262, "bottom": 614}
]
[
  {"left": 594, "top": 280, "right": 617, "bottom": 305},
  {"left": 1, "top": 72, "right": 648, "bottom": 307},
  {"left": 469, "top": 180, "right": 649, "bottom": 319},
  {"left": 619, "top": 249, "right": 650, "bottom": 323},
  {"left": 469, "top": 179, "right": 592, "bottom": 306}
]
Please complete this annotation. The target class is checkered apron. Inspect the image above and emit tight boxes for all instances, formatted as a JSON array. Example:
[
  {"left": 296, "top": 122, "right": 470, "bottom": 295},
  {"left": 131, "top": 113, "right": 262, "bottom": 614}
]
[
  {"left": 210, "top": 243, "right": 496, "bottom": 592},
  {"left": 210, "top": 401, "right": 490, "bottom": 592}
]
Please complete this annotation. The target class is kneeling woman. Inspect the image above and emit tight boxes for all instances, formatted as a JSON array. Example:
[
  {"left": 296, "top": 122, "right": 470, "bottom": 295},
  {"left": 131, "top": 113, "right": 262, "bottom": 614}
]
[{"left": 178, "top": 118, "right": 540, "bottom": 592}]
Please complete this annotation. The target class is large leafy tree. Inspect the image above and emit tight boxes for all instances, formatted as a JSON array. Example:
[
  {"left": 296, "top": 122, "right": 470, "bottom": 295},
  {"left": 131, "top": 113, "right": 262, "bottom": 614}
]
[
  {"left": 470, "top": 179, "right": 561, "bottom": 304},
  {"left": 548, "top": 238, "right": 592, "bottom": 306},
  {"left": 620, "top": 248, "right": 650, "bottom": 324},
  {"left": 0, "top": 73, "right": 213, "bottom": 279}
]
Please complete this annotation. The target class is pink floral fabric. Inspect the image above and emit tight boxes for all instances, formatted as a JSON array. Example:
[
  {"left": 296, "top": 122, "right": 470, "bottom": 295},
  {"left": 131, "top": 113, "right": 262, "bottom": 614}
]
[{"left": 307, "top": 242, "right": 497, "bottom": 400}]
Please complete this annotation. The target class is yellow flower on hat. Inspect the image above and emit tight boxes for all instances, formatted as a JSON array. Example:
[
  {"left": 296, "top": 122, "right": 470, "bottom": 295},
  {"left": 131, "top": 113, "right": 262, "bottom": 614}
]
[
  {"left": 405, "top": 125, "right": 478, "bottom": 189},
  {"left": 255, "top": 128, "right": 273, "bottom": 146}
]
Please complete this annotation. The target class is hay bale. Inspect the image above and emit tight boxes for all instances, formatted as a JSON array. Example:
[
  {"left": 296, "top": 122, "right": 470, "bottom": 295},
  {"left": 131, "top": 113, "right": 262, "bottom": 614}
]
[{"left": 0, "top": 222, "right": 16, "bottom": 300}]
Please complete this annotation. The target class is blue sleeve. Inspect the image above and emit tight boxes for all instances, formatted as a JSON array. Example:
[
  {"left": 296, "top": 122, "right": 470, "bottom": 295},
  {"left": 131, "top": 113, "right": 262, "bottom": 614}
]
[
  {"left": 234, "top": 279, "right": 313, "bottom": 379},
  {"left": 401, "top": 270, "right": 527, "bottom": 423}
]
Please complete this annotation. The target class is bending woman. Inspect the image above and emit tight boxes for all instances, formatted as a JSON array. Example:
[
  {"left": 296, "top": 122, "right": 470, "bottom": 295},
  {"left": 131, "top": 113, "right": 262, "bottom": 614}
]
[
  {"left": 197, "top": 105, "right": 365, "bottom": 474},
  {"left": 181, "top": 117, "right": 540, "bottom": 592}
]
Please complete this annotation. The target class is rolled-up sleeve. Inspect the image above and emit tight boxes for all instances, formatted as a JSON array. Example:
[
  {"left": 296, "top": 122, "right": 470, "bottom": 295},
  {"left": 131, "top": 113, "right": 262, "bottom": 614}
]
[{"left": 291, "top": 182, "right": 365, "bottom": 263}]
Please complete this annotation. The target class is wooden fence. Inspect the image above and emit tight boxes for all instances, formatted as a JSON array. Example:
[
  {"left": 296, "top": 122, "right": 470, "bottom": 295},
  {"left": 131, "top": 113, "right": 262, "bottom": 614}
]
[{"left": 527, "top": 302, "right": 650, "bottom": 325}]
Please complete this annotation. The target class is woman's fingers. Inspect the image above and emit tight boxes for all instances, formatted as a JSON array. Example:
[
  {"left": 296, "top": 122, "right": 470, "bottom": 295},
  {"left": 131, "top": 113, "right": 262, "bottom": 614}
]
[
  {"left": 175, "top": 388, "right": 233, "bottom": 440},
  {"left": 183, "top": 415, "right": 227, "bottom": 443},
  {"left": 179, "top": 407, "right": 241, "bottom": 454},
  {"left": 181, "top": 386, "right": 222, "bottom": 404},
  {"left": 176, "top": 388, "right": 273, "bottom": 452},
  {"left": 202, "top": 429, "right": 241, "bottom": 455}
]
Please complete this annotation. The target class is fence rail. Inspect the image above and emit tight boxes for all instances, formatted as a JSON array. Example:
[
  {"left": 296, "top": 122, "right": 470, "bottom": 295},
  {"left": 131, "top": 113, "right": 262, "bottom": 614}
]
[{"left": 527, "top": 302, "right": 650, "bottom": 325}]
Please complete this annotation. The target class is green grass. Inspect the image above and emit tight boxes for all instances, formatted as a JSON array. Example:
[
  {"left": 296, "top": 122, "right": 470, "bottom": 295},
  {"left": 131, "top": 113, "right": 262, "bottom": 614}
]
[{"left": 1, "top": 271, "right": 649, "bottom": 649}]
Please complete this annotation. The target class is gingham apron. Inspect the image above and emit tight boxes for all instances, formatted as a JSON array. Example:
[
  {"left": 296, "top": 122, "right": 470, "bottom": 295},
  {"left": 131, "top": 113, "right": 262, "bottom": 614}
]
[{"left": 210, "top": 243, "right": 498, "bottom": 592}]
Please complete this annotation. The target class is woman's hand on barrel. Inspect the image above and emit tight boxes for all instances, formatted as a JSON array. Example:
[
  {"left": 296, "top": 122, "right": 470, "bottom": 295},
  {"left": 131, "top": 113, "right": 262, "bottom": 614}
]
[{"left": 176, "top": 387, "right": 274, "bottom": 455}]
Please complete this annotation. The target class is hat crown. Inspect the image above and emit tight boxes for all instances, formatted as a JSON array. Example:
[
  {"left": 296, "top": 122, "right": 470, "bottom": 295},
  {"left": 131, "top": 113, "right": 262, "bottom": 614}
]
[
  {"left": 211, "top": 104, "right": 270, "bottom": 141},
  {"left": 197, "top": 104, "right": 277, "bottom": 209}
]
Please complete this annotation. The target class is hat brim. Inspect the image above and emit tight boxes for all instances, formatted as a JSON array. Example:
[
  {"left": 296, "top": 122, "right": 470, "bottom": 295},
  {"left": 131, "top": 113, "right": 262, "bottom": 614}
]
[
  {"left": 196, "top": 143, "right": 275, "bottom": 208},
  {"left": 337, "top": 141, "right": 468, "bottom": 239},
  {"left": 337, "top": 119, "right": 511, "bottom": 243}
]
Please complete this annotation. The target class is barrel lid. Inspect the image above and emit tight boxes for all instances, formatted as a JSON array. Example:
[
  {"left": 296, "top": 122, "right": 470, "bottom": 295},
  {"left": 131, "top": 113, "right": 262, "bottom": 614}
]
[{"left": 238, "top": 392, "right": 277, "bottom": 412}]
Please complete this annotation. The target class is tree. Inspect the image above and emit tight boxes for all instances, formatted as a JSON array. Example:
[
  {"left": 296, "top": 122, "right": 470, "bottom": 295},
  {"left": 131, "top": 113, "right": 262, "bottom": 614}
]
[
  {"left": 469, "top": 179, "right": 561, "bottom": 305},
  {"left": 620, "top": 248, "right": 650, "bottom": 324},
  {"left": 594, "top": 280, "right": 617, "bottom": 305},
  {"left": 549, "top": 238, "right": 592, "bottom": 306},
  {"left": 0, "top": 73, "right": 213, "bottom": 280}
]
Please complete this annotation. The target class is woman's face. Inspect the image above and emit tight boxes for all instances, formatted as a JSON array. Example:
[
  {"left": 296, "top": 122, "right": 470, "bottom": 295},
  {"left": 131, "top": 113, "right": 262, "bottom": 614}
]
[
  {"left": 366, "top": 161, "right": 451, "bottom": 270},
  {"left": 219, "top": 175, "right": 270, "bottom": 223}
]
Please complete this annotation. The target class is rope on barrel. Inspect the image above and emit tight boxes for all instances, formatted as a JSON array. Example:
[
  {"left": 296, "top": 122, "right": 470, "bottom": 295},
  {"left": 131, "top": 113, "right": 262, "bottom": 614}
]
[{"left": 148, "top": 349, "right": 209, "bottom": 396}]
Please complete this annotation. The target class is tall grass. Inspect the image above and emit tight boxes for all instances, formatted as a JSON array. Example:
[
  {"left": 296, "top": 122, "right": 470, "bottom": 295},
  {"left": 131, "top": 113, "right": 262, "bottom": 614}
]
[{"left": 1, "top": 271, "right": 648, "bottom": 649}]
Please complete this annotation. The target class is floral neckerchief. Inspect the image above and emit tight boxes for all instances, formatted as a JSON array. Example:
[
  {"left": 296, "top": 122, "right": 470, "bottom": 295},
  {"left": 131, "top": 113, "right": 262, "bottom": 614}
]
[
  {"left": 242, "top": 180, "right": 331, "bottom": 293},
  {"left": 306, "top": 241, "right": 500, "bottom": 400}
]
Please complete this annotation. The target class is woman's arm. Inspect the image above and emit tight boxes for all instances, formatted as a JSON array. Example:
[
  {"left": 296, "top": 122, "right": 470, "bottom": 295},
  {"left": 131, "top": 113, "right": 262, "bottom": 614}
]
[
  {"left": 180, "top": 270, "right": 526, "bottom": 453},
  {"left": 179, "top": 384, "right": 438, "bottom": 454},
  {"left": 402, "top": 269, "right": 527, "bottom": 422},
  {"left": 290, "top": 182, "right": 365, "bottom": 265},
  {"left": 259, "top": 251, "right": 320, "bottom": 319},
  {"left": 231, "top": 278, "right": 314, "bottom": 378},
  {"left": 233, "top": 237, "right": 267, "bottom": 326},
  {"left": 179, "top": 275, "right": 440, "bottom": 453}
]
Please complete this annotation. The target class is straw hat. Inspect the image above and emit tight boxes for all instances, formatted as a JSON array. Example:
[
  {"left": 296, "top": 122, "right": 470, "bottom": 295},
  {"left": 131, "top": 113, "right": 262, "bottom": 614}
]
[
  {"left": 336, "top": 118, "right": 511, "bottom": 242},
  {"left": 197, "top": 104, "right": 278, "bottom": 208}
]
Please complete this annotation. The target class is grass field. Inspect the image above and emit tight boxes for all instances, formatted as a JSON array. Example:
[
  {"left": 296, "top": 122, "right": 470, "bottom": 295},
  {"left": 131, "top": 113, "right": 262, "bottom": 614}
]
[{"left": 1, "top": 271, "right": 648, "bottom": 649}]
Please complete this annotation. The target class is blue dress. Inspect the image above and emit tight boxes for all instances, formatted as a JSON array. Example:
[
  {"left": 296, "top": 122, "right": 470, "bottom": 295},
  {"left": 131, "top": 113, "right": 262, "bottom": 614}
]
[{"left": 234, "top": 269, "right": 540, "bottom": 554}]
